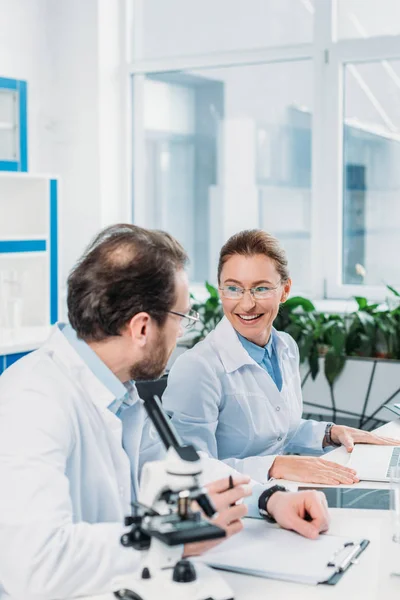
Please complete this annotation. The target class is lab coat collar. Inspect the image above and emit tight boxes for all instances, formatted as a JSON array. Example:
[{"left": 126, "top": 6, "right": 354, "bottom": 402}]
[
  {"left": 211, "top": 316, "right": 295, "bottom": 374},
  {"left": 44, "top": 324, "right": 138, "bottom": 415}
]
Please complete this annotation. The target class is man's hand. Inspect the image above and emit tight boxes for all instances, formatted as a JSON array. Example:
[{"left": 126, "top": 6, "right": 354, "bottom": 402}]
[
  {"left": 330, "top": 425, "right": 400, "bottom": 453},
  {"left": 184, "top": 475, "right": 251, "bottom": 557},
  {"left": 269, "top": 455, "right": 359, "bottom": 485},
  {"left": 267, "top": 489, "right": 330, "bottom": 539}
]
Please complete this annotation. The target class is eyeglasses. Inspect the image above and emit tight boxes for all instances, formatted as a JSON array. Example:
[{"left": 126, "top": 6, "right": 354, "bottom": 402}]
[
  {"left": 168, "top": 308, "right": 200, "bottom": 330},
  {"left": 219, "top": 282, "right": 282, "bottom": 300}
]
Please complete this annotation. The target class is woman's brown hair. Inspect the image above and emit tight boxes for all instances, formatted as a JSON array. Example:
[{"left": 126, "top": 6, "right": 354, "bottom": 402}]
[{"left": 217, "top": 229, "right": 290, "bottom": 283}]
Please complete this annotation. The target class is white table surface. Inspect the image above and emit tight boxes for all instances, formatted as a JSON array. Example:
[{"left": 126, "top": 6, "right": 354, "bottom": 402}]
[{"left": 80, "top": 420, "right": 400, "bottom": 600}]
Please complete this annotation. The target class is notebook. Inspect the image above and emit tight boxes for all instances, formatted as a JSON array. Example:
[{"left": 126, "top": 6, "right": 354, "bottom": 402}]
[
  {"left": 197, "top": 519, "right": 369, "bottom": 586},
  {"left": 346, "top": 444, "right": 400, "bottom": 482}
]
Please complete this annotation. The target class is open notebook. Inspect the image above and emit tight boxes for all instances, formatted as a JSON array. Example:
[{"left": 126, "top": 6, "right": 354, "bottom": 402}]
[{"left": 196, "top": 519, "right": 369, "bottom": 586}]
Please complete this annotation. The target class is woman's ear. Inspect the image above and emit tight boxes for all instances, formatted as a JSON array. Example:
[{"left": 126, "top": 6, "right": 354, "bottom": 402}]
[{"left": 280, "top": 278, "right": 292, "bottom": 303}]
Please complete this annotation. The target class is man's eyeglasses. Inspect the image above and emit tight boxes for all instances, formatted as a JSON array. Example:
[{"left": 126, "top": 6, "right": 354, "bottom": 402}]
[
  {"left": 219, "top": 282, "right": 282, "bottom": 300},
  {"left": 168, "top": 308, "right": 200, "bottom": 330}
]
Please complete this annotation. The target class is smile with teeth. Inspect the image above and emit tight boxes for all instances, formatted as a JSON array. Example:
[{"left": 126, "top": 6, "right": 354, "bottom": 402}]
[{"left": 237, "top": 314, "right": 262, "bottom": 321}]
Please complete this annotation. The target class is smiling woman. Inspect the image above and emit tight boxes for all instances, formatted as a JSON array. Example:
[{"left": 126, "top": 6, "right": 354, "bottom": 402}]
[
  {"left": 163, "top": 229, "right": 400, "bottom": 485},
  {"left": 217, "top": 231, "right": 291, "bottom": 347}
]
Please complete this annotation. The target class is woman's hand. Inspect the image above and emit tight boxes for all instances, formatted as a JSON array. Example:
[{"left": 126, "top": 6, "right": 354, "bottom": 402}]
[
  {"left": 269, "top": 455, "right": 359, "bottom": 485},
  {"left": 267, "top": 489, "right": 330, "bottom": 539},
  {"left": 330, "top": 425, "right": 400, "bottom": 452},
  {"left": 184, "top": 475, "right": 251, "bottom": 557}
]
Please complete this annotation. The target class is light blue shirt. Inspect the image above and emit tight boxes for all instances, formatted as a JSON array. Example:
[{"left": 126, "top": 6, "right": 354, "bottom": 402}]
[
  {"left": 163, "top": 317, "right": 328, "bottom": 484},
  {"left": 61, "top": 323, "right": 134, "bottom": 417},
  {"left": 236, "top": 331, "right": 282, "bottom": 391}
]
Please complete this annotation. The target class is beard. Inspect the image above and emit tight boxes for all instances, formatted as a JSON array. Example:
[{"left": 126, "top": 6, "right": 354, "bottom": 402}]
[{"left": 129, "top": 331, "right": 170, "bottom": 381}]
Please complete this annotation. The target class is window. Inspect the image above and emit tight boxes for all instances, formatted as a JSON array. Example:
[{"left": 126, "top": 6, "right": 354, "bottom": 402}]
[
  {"left": 142, "top": 0, "right": 314, "bottom": 59},
  {"left": 338, "top": 0, "right": 400, "bottom": 39},
  {"left": 130, "top": 0, "right": 400, "bottom": 299},
  {"left": 343, "top": 59, "right": 400, "bottom": 286},
  {"left": 137, "top": 61, "right": 313, "bottom": 288}
]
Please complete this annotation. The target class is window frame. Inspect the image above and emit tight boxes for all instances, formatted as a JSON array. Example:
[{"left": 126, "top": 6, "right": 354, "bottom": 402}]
[
  {"left": 128, "top": 0, "right": 400, "bottom": 301},
  {"left": 0, "top": 77, "right": 28, "bottom": 172}
]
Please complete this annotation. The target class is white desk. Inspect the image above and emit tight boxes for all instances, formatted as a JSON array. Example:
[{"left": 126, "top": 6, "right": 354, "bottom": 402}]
[{"left": 83, "top": 420, "right": 400, "bottom": 600}]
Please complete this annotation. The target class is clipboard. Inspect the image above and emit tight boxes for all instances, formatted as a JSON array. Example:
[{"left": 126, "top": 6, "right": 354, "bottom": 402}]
[
  {"left": 324, "top": 539, "right": 370, "bottom": 585},
  {"left": 197, "top": 520, "right": 370, "bottom": 586}
]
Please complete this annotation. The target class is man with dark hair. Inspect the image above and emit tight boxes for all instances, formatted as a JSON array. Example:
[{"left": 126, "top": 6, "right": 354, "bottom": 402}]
[{"left": 0, "top": 224, "right": 329, "bottom": 600}]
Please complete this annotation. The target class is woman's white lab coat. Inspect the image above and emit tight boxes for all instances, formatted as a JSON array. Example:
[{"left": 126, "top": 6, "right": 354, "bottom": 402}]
[{"left": 164, "top": 317, "right": 328, "bottom": 483}]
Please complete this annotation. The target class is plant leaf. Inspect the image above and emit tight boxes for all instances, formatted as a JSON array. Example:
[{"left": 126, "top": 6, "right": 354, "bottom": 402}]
[
  {"left": 324, "top": 350, "right": 346, "bottom": 387},
  {"left": 309, "top": 344, "right": 319, "bottom": 380},
  {"left": 205, "top": 281, "right": 219, "bottom": 299},
  {"left": 354, "top": 296, "right": 368, "bottom": 310},
  {"left": 283, "top": 296, "right": 316, "bottom": 312},
  {"left": 387, "top": 284, "right": 400, "bottom": 297}
]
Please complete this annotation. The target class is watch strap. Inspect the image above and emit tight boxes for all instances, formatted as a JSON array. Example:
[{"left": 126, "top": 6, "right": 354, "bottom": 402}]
[
  {"left": 258, "top": 484, "right": 288, "bottom": 523},
  {"left": 324, "top": 422, "right": 340, "bottom": 447}
]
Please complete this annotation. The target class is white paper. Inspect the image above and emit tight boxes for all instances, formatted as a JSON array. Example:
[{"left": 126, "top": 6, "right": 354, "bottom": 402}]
[{"left": 197, "top": 519, "right": 362, "bottom": 585}]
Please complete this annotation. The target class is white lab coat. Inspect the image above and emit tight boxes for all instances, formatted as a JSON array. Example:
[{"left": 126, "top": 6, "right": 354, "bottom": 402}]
[
  {"left": 0, "top": 325, "right": 164, "bottom": 600},
  {"left": 0, "top": 324, "right": 269, "bottom": 600},
  {"left": 164, "top": 317, "right": 328, "bottom": 482}
]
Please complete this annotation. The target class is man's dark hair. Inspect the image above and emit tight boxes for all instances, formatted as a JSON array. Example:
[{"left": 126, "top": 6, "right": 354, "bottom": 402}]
[{"left": 67, "top": 224, "right": 188, "bottom": 341}]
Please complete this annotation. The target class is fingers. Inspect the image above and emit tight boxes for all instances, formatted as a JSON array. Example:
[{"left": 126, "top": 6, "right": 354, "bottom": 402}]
[
  {"left": 213, "top": 502, "right": 248, "bottom": 535},
  {"left": 310, "top": 471, "right": 357, "bottom": 485},
  {"left": 287, "top": 491, "right": 330, "bottom": 539},
  {"left": 365, "top": 436, "right": 400, "bottom": 446},
  {"left": 225, "top": 518, "right": 244, "bottom": 538},
  {"left": 342, "top": 427, "right": 400, "bottom": 447},
  {"left": 320, "top": 460, "right": 357, "bottom": 475},
  {"left": 340, "top": 432, "right": 355, "bottom": 452},
  {"left": 312, "top": 461, "right": 359, "bottom": 484},
  {"left": 210, "top": 484, "right": 252, "bottom": 512},
  {"left": 303, "top": 491, "right": 330, "bottom": 534},
  {"left": 270, "top": 491, "right": 329, "bottom": 539},
  {"left": 289, "top": 514, "right": 320, "bottom": 539},
  {"left": 215, "top": 502, "right": 248, "bottom": 525},
  {"left": 206, "top": 474, "right": 250, "bottom": 495}
]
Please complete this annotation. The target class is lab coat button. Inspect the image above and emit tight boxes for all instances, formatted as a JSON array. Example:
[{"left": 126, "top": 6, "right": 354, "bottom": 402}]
[
  {"left": 276, "top": 406, "right": 280, "bottom": 412},
  {"left": 277, "top": 436, "right": 282, "bottom": 442}
]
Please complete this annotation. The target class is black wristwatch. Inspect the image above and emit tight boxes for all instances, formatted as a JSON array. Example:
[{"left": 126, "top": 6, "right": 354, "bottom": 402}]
[
  {"left": 324, "top": 422, "right": 340, "bottom": 447},
  {"left": 258, "top": 484, "right": 288, "bottom": 523}
]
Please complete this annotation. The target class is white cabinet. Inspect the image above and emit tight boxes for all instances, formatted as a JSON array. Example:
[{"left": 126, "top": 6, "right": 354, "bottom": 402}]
[{"left": 0, "top": 173, "right": 59, "bottom": 330}]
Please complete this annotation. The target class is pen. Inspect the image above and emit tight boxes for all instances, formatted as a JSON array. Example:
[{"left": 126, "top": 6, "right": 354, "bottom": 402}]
[{"left": 228, "top": 475, "right": 235, "bottom": 507}]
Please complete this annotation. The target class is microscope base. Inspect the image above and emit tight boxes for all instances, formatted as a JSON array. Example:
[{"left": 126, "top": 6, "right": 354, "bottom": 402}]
[{"left": 113, "top": 562, "right": 234, "bottom": 600}]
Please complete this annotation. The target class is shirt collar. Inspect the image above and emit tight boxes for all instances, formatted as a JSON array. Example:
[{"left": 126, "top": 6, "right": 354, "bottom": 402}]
[
  {"left": 60, "top": 323, "right": 135, "bottom": 414},
  {"left": 211, "top": 317, "right": 294, "bottom": 374},
  {"left": 236, "top": 330, "right": 274, "bottom": 365}
]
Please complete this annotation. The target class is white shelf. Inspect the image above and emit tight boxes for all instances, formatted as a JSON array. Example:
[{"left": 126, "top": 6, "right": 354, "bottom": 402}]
[
  {"left": 0, "top": 171, "right": 58, "bottom": 180},
  {"left": 0, "top": 326, "right": 52, "bottom": 355}
]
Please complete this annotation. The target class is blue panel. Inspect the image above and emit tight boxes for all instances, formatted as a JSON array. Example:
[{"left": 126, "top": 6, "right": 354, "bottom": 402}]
[
  {"left": 18, "top": 80, "right": 28, "bottom": 172},
  {"left": 0, "top": 77, "right": 18, "bottom": 90},
  {"left": 0, "top": 161, "right": 18, "bottom": 172},
  {"left": 50, "top": 179, "right": 58, "bottom": 324},
  {"left": 0, "top": 356, "right": 4, "bottom": 376},
  {"left": 0, "top": 240, "right": 46, "bottom": 253},
  {"left": 5, "top": 352, "right": 29, "bottom": 368}
]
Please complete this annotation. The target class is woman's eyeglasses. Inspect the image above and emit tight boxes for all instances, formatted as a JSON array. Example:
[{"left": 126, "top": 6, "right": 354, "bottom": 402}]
[{"left": 219, "top": 282, "right": 281, "bottom": 300}]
